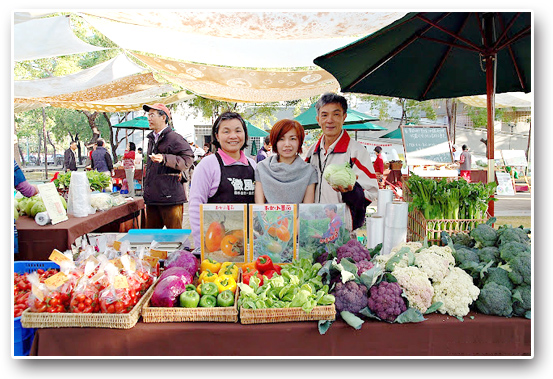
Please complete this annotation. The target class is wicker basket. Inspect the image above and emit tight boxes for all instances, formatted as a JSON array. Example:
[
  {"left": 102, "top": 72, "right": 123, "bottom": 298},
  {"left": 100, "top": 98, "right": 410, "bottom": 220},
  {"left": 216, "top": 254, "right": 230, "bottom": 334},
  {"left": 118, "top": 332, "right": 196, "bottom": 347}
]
[
  {"left": 408, "top": 208, "right": 488, "bottom": 245},
  {"left": 20, "top": 283, "right": 156, "bottom": 329},
  {"left": 390, "top": 161, "right": 403, "bottom": 170},
  {"left": 141, "top": 283, "right": 239, "bottom": 323},
  {"left": 239, "top": 304, "right": 336, "bottom": 324}
]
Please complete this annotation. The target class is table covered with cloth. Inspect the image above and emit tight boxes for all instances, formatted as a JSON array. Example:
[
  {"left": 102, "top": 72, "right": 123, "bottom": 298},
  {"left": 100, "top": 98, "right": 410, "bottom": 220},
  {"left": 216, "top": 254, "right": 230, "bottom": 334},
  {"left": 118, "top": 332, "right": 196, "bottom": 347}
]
[
  {"left": 30, "top": 312, "right": 531, "bottom": 356},
  {"left": 15, "top": 198, "right": 144, "bottom": 261}
]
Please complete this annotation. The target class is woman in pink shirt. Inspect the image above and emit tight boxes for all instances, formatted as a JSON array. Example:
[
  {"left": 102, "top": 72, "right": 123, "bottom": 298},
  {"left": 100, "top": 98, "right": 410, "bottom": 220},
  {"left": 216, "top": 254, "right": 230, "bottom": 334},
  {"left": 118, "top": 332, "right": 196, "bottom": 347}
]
[
  {"left": 123, "top": 142, "right": 136, "bottom": 196},
  {"left": 188, "top": 112, "right": 256, "bottom": 250}
]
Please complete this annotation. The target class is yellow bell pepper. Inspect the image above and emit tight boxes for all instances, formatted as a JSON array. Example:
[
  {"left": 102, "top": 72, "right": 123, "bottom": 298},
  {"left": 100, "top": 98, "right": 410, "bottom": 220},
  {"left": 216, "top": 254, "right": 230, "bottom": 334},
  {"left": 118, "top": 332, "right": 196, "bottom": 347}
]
[
  {"left": 219, "top": 263, "right": 239, "bottom": 281},
  {"left": 198, "top": 269, "right": 219, "bottom": 284},
  {"left": 200, "top": 259, "right": 221, "bottom": 274},
  {"left": 214, "top": 275, "right": 237, "bottom": 294}
]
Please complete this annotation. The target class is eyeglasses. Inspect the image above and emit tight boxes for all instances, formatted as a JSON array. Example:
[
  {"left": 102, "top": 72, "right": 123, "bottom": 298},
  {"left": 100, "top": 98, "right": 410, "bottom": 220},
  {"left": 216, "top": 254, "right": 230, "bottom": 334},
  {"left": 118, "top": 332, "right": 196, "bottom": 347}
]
[{"left": 145, "top": 112, "right": 160, "bottom": 118}]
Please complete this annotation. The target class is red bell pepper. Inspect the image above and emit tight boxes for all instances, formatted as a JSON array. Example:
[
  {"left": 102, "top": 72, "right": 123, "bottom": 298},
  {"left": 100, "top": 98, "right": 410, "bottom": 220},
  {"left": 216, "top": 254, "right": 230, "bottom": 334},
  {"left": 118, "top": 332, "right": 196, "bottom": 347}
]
[
  {"left": 242, "top": 270, "right": 264, "bottom": 286},
  {"left": 255, "top": 255, "right": 274, "bottom": 273},
  {"left": 273, "top": 264, "right": 282, "bottom": 275},
  {"left": 262, "top": 269, "right": 277, "bottom": 279}
]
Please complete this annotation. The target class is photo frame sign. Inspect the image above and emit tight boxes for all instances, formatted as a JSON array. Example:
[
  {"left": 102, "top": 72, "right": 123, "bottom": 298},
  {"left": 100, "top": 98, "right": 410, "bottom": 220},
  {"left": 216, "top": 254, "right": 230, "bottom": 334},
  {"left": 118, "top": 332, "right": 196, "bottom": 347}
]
[
  {"left": 249, "top": 204, "right": 297, "bottom": 264},
  {"left": 297, "top": 203, "right": 348, "bottom": 261},
  {"left": 200, "top": 204, "right": 247, "bottom": 264}
]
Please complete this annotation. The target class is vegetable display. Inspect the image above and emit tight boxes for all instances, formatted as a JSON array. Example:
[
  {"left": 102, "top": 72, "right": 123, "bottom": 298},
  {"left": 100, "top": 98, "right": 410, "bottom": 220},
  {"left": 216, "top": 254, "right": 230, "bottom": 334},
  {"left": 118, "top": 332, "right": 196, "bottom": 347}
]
[
  {"left": 53, "top": 170, "right": 111, "bottom": 192},
  {"left": 14, "top": 268, "right": 59, "bottom": 317},
  {"left": 323, "top": 162, "right": 356, "bottom": 189}
]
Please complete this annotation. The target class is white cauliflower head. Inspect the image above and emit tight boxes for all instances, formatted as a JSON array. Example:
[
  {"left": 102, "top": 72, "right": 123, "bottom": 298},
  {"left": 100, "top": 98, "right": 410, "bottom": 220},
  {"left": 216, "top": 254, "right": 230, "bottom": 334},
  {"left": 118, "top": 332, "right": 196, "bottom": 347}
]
[
  {"left": 392, "top": 266, "right": 434, "bottom": 314},
  {"left": 413, "top": 245, "right": 455, "bottom": 282},
  {"left": 432, "top": 267, "right": 480, "bottom": 318},
  {"left": 391, "top": 241, "right": 423, "bottom": 254}
]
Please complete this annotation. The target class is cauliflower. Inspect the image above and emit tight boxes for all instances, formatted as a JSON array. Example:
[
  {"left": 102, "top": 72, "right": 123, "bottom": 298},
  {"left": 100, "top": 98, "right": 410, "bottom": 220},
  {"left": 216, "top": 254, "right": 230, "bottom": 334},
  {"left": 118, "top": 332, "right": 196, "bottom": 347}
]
[
  {"left": 432, "top": 267, "right": 480, "bottom": 318},
  {"left": 392, "top": 266, "right": 434, "bottom": 313},
  {"left": 336, "top": 239, "right": 372, "bottom": 263},
  {"left": 474, "top": 282, "right": 513, "bottom": 317},
  {"left": 470, "top": 224, "right": 498, "bottom": 248},
  {"left": 391, "top": 241, "right": 423, "bottom": 254},
  {"left": 323, "top": 162, "right": 356, "bottom": 188},
  {"left": 372, "top": 242, "right": 420, "bottom": 271},
  {"left": 356, "top": 260, "right": 375, "bottom": 275},
  {"left": 414, "top": 245, "right": 455, "bottom": 282},
  {"left": 367, "top": 281, "right": 407, "bottom": 322},
  {"left": 332, "top": 280, "right": 368, "bottom": 315},
  {"left": 512, "top": 284, "right": 531, "bottom": 318}
]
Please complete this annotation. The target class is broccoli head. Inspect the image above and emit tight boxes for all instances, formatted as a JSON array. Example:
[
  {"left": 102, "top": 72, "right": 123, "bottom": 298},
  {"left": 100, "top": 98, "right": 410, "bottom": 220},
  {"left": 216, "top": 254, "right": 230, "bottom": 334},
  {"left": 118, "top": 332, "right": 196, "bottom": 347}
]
[
  {"left": 512, "top": 284, "right": 531, "bottom": 318},
  {"left": 499, "top": 241, "right": 531, "bottom": 262},
  {"left": 497, "top": 225, "right": 531, "bottom": 245},
  {"left": 478, "top": 246, "right": 500, "bottom": 264},
  {"left": 474, "top": 282, "right": 513, "bottom": 317},
  {"left": 483, "top": 266, "right": 514, "bottom": 291},
  {"left": 367, "top": 281, "right": 407, "bottom": 322},
  {"left": 506, "top": 250, "right": 531, "bottom": 286},
  {"left": 332, "top": 280, "right": 368, "bottom": 315},
  {"left": 453, "top": 246, "right": 480, "bottom": 267},
  {"left": 336, "top": 239, "right": 372, "bottom": 263},
  {"left": 355, "top": 259, "right": 375, "bottom": 276},
  {"left": 469, "top": 224, "right": 498, "bottom": 248},
  {"left": 451, "top": 232, "right": 476, "bottom": 248}
]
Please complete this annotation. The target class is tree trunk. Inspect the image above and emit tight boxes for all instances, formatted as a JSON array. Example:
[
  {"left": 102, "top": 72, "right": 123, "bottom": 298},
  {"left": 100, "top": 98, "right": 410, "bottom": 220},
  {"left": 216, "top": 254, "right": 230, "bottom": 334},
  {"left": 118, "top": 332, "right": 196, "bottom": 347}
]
[
  {"left": 445, "top": 99, "right": 458, "bottom": 143},
  {"left": 37, "top": 129, "right": 42, "bottom": 165},
  {"left": 42, "top": 107, "right": 48, "bottom": 179},
  {"left": 47, "top": 131, "right": 56, "bottom": 164},
  {"left": 80, "top": 110, "right": 101, "bottom": 163},
  {"left": 103, "top": 112, "right": 120, "bottom": 164}
]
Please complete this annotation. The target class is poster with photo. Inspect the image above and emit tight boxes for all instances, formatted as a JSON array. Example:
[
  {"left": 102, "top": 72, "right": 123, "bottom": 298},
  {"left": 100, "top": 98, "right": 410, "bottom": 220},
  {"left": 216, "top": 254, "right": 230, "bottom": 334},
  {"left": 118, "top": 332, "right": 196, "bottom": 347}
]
[
  {"left": 249, "top": 204, "right": 296, "bottom": 263},
  {"left": 200, "top": 204, "right": 247, "bottom": 263},
  {"left": 297, "top": 203, "right": 349, "bottom": 261}
]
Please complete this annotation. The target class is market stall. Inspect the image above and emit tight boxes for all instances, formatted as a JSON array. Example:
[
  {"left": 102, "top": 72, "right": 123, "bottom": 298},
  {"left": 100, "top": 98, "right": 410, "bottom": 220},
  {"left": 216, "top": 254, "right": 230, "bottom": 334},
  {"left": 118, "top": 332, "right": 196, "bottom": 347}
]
[
  {"left": 30, "top": 313, "right": 530, "bottom": 356},
  {"left": 15, "top": 198, "right": 144, "bottom": 261}
]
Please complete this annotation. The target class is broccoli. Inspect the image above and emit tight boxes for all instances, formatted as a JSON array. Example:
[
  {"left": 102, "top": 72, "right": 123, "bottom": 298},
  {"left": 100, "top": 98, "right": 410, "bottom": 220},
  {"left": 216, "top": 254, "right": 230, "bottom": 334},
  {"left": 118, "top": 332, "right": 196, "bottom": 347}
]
[
  {"left": 336, "top": 239, "right": 372, "bottom": 263},
  {"left": 506, "top": 250, "right": 531, "bottom": 286},
  {"left": 451, "top": 232, "right": 476, "bottom": 248},
  {"left": 512, "top": 284, "right": 531, "bottom": 318},
  {"left": 478, "top": 246, "right": 500, "bottom": 264},
  {"left": 483, "top": 266, "right": 514, "bottom": 291},
  {"left": 469, "top": 224, "right": 498, "bottom": 248},
  {"left": 499, "top": 241, "right": 531, "bottom": 262},
  {"left": 355, "top": 260, "right": 375, "bottom": 276},
  {"left": 332, "top": 280, "right": 368, "bottom": 315},
  {"left": 497, "top": 225, "right": 531, "bottom": 245},
  {"left": 367, "top": 281, "right": 407, "bottom": 322},
  {"left": 453, "top": 246, "right": 480, "bottom": 267},
  {"left": 474, "top": 282, "right": 513, "bottom": 317}
]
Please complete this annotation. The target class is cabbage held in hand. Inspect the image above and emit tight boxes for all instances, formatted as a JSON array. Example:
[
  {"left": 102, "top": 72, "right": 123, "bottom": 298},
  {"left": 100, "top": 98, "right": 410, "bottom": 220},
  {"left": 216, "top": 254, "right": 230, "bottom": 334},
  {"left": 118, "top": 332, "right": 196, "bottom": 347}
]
[{"left": 323, "top": 162, "right": 356, "bottom": 188}]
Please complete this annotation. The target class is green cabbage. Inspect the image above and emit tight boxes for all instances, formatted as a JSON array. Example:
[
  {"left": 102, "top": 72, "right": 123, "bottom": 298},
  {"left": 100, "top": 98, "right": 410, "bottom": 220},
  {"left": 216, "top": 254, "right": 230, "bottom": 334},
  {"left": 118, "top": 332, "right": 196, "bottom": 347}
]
[{"left": 323, "top": 162, "right": 356, "bottom": 188}]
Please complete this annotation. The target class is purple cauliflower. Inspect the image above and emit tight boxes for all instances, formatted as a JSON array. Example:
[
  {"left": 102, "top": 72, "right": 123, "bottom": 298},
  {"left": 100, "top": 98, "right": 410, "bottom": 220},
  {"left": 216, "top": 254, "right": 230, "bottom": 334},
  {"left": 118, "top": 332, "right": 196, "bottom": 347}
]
[
  {"left": 315, "top": 251, "right": 329, "bottom": 265},
  {"left": 332, "top": 281, "right": 368, "bottom": 315},
  {"left": 336, "top": 239, "right": 372, "bottom": 263},
  {"left": 367, "top": 281, "right": 407, "bottom": 322},
  {"left": 356, "top": 260, "right": 375, "bottom": 275}
]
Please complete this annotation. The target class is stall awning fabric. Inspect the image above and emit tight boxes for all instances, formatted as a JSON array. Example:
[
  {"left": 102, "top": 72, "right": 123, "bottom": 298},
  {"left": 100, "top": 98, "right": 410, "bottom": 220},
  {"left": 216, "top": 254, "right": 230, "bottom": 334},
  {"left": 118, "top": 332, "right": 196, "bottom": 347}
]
[
  {"left": 14, "top": 15, "right": 108, "bottom": 62},
  {"left": 83, "top": 11, "right": 407, "bottom": 69},
  {"left": 132, "top": 53, "right": 339, "bottom": 103}
]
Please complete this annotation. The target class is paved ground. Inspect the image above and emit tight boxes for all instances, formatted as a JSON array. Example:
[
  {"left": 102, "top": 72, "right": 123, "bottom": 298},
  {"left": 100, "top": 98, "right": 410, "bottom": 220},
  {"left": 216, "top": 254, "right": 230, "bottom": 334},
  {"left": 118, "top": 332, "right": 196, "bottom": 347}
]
[{"left": 494, "top": 192, "right": 532, "bottom": 216}]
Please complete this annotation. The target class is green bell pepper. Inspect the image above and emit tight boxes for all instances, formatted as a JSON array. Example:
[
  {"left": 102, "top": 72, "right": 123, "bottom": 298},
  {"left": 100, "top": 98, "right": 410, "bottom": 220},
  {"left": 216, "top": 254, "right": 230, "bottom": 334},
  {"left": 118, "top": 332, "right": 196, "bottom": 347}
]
[
  {"left": 216, "top": 290, "right": 235, "bottom": 307},
  {"left": 179, "top": 290, "right": 200, "bottom": 308},
  {"left": 199, "top": 294, "right": 217, "bottom": 308},
  {"left": 185, "top": 284, "right": 197, "bottom": 292},
  {"left": 199, "top": 282, "right": 219, "bottom": 297}
]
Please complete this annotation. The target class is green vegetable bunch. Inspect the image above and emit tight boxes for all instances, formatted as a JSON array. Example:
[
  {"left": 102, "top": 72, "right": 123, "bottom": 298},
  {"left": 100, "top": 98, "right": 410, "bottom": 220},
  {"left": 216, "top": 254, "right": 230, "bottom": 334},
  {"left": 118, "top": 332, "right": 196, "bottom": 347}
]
[{"left": 53, "top": 170, "right": 111, "bottom": 192}]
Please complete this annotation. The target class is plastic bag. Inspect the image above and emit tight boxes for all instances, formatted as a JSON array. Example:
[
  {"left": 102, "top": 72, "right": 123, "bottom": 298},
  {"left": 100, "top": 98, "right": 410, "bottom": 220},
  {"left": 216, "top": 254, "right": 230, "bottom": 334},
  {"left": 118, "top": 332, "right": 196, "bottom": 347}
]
[
  {"left": 98, "top": 263, "right": 133, "bottom": 314},
  {"left": 90, "top": 193, "right": 113, "bottom": 211},
  {"left": 67, "top": 171, "right": 95, "bottom": 217},
  {"left": 26, "top": 272, "right": 50, "bottom": 313}
]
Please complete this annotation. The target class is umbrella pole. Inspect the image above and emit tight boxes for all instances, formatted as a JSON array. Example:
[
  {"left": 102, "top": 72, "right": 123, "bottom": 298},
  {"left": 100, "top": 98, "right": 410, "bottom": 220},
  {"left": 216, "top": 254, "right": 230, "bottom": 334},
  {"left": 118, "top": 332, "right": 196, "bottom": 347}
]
[{"left": 486, "top": 54, "right": 497, "bottom": 217}]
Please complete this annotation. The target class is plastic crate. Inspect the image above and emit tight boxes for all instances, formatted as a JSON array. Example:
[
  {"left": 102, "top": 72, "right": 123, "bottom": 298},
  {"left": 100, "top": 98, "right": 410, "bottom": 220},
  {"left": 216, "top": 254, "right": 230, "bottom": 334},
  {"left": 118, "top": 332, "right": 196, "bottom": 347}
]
[{"left": 13, "top": 261, "right": 59, "bottom": 356}]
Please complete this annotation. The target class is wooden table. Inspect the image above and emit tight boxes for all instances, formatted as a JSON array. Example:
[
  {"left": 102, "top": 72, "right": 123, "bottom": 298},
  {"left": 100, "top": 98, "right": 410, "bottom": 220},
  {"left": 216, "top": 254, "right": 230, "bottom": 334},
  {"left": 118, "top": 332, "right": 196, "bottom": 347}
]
[
  {"left": 29, "top": 312, "right": 531, "bottom": 357},
  {"left": 15, "top": 198, "right": 144, "bottom": 261}
]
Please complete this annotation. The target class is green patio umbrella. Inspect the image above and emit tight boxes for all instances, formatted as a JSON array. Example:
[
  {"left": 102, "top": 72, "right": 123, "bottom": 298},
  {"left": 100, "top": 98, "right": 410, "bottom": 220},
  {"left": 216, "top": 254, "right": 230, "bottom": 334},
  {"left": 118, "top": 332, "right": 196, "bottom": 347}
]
[
  {"left": 112, "top": 116, "right": 149, "bottom": 130},
  {"left": 294, "top": 104, "right": 379, "bottom": 130},
  {"left": 344, "top": 121, "right": 386, "bottom": 140},
  {"left": 244, "top": 120, "right": 269, "bottom": 138},
  {"left": 250, "top": 140, "right": 258, "bottom": 156},
  {"left": 314, "top": 12, "right": 531, "bottom": 215},
  {"left": 379, "top": 128, "right": 402, "bottom": 139}
]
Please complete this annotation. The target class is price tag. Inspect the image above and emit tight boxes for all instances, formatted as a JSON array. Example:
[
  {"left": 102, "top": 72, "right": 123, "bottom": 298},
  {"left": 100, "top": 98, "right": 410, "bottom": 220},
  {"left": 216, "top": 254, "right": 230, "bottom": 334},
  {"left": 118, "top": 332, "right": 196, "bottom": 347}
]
[
  {"left": 49, "top": 249, "right": 70, "bottom": 265},
  {"left": 143, "top": 255, "right": 160, "bottom": 268},
  {"left": 44, "top": 272, "right": 69, "bottom": 288},
  {"left": 110, "top": 258, "right": 124, "bottom": 270},
  {"left": 112, "top": 240, "right": 122, "bottom": 251},
  {"left": 149, "top": 249, "right": 168, "bottom": 259},
  {"left": 114, "top": 275, "right": 129, "bottom": 289},
  {"left": 32, "top": 284, "right": 44, "bottom": 302}
]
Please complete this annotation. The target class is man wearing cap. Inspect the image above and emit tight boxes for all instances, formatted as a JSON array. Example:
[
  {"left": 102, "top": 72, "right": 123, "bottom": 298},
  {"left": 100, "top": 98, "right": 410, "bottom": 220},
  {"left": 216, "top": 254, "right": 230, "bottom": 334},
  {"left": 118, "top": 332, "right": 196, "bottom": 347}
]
[{"left": 143, "top": 103, "right": 194, "bottom": 229}]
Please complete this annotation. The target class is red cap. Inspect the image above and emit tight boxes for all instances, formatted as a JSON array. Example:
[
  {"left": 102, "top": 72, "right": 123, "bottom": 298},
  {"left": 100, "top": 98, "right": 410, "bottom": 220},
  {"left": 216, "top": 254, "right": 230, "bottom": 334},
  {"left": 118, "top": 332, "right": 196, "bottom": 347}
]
[{"left": 143, "top": 103, "right": 172, "bottom": 120}]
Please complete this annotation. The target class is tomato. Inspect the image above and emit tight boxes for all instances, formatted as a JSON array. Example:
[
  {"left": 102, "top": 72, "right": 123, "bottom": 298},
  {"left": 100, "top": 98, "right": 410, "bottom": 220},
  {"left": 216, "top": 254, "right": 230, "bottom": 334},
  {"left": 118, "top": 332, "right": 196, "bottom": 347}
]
[
  {"left": 267, "top": 225, "right": 278, "bottom": 238},
  {"left": 277, "top": 217, "right": 289, "bottom": 228},
  {"left": 267, "top": 240, "right": 282, "bottom": 254},
  {"left": 276, "top": 225, "right": 291, "bottom": 242},
  {"left": 205, "top": 221, "right": 225, "bottom": 252},
  {"left": 220, "top": 235, "right": 240, "bottom": 257}
]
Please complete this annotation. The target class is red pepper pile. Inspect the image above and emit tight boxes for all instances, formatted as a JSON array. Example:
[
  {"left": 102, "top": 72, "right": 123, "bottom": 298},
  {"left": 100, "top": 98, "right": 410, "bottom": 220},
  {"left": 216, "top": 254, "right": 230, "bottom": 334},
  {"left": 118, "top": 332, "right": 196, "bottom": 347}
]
[{"left": 242, "top": 255, "right": 281, "bottom": 286}]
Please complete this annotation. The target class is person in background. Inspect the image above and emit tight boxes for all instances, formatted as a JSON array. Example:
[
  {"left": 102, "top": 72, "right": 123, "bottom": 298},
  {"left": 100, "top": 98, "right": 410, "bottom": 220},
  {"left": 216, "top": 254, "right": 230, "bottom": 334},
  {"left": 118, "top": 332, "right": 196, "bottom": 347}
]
[
  {"left": 91, "top": 139, "right": 113, "bottom": 176},
  {"left": 373, "top": 146, "right": 385, "bottom": 174},
  {"left": 254, "top": 119, "right": 317, "bottom": 204},
  {"left": 256, "top": 135, "right": 271, "bottom": 163},
  {"left": 202, "top": 143, "right": 212, "bottom": 158},
  {"left": 143, "top": 103, "right": 194, "bottom": 229},
  {"left": 14, "top": 160, "right": 38, "bottom": 198},
  {"left": 63, "top": 141, "right": 78, "bottom": 172},
  {"left": 459, "top": 144, "right": 472, "bottom": 182},
  {"left": 189, "top": 112, "right": 256, "bottom": 250},
  {"left": 304, "top": 92, "right": 378, "bottom": 232},
  {"left": 88, "top": 143, "right": 97, "bottom": 166},
  {"left": 135, "top": 147, "right": 144, "bottom": 169},
  {"left": 123, "top": 142, "right": 136, "bottom": 197}
]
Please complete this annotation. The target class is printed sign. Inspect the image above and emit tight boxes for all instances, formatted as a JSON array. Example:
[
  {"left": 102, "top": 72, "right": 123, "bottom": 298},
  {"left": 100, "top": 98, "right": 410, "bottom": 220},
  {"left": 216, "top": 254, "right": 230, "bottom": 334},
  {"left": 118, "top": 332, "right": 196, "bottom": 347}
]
[
  {"left": 37, "top": 182, "right": 68, "bottom": 224},
  {"left": 200, "top": 204, "right": 247, "bottom": 263},
  {"left": 496, "top": 172, "right": 515, "bottom": 196}
]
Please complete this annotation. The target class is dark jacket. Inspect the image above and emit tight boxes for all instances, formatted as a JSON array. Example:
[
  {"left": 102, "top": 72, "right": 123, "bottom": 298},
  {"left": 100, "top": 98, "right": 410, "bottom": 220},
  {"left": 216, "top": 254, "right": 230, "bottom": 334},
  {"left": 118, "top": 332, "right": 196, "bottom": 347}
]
[
  {"left": 91, "top": 146, "right": 113, "bottom": 173},
  {"left": 63, "top": 148, "right": 77, "bottom": 171},
  {"left": 144, "top": 127, "right": 194, "bottom": 205}
]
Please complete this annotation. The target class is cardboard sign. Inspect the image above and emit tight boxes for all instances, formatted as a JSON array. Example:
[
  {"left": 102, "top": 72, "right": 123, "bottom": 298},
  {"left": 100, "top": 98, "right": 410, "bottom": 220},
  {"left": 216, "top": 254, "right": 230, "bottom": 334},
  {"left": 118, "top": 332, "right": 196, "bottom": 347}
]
[
  {"left": 37, "top": 182, "right": 68, "bottom": 225},
  {"left": 401, "top": 125, "right": 453, "bottom": 165},
  {"left": 49, "top": 249, "right": 71, "bottom": 265},
  {"left": 44, "top": 271, "right": 69, "bottom": 289},
  {"left": 114, "top": 275, "right": 129, "bottom": 289},
  {"left": 149, "top": 249, "right": 168, "bottom": 260},
  {"left": 249, "top": 204, "right": 297, "bottom": 263},
  {"left": 496, "top": 172, "right": 516, "bottom": 196}
]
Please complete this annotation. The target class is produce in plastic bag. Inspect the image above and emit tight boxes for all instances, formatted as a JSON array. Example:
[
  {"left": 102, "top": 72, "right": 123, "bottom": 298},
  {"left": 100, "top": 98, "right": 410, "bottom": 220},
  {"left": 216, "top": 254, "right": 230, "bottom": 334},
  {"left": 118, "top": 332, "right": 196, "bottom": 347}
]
[
  {"left": 150, "top": 274, "right": 192, "bottom": 307},
  {"left": 165, "top": 250, "right": 199, "bottom": 277},
  {"left": 26, "top": 272, "right": 49, "bottom": 313},
  {"left": 98, "top": 263, "right": 134, "bottom": 314},
  {"left": 70, "top": 260, "right": 101, "bottom": 313},
  {"left": 90, "top": 193, "right": 113, "bottom": 211}
]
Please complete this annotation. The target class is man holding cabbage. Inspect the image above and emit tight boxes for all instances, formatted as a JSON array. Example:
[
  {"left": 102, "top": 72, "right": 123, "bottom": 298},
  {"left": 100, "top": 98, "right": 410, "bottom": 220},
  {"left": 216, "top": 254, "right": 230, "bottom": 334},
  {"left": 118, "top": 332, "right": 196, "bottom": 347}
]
[{"left": 305, "top": 92, "right": 379, "bottom": 233}]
